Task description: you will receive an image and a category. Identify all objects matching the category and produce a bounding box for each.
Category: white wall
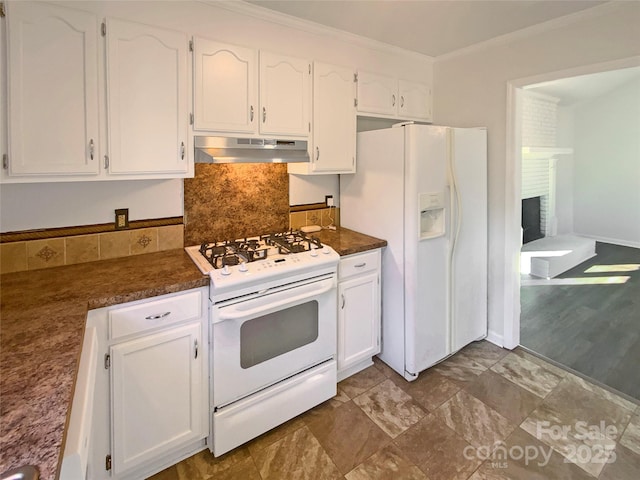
[433,2,640,343]
[0,0,432,231]
[572,78,640,247]
[555,106,575,234]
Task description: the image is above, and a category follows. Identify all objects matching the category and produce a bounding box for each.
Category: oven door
[211,273,337,407]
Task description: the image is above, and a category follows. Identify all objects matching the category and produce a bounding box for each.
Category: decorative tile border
[0,225,184,274]
[0,216,183,244]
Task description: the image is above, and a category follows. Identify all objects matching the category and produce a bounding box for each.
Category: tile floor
[148,341,640,480]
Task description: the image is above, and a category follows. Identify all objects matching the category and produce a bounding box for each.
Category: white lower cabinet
[86,288,209,480]
[337,249,381,381]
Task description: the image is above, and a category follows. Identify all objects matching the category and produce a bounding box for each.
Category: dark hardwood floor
[520,241,640,400]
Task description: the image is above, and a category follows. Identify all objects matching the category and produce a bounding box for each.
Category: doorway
[504,58,640,399]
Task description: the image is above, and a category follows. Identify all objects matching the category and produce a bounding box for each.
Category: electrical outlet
[115,208,129,230]
[325,195,334,207]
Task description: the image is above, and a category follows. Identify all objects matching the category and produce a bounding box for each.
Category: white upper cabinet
[193,43,310,139]
[5,1,101,176]
[193,38,257,133]
[398,79,432,120]
[259,51,311,137]
[357,70,432,122]
[289,62,356,175]
[356,72,397,117]
[105,18,189,175]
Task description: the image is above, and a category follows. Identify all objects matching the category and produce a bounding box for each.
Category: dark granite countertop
[313,227,387,256]
[0,250,208,480]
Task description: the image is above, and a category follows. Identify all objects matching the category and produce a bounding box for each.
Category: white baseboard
[486,330,505,348]
[578,234,640,249]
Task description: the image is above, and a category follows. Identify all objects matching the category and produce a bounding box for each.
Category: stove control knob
[310,249,319,257]
[239,262,248,272]
[322,246,331,254]
[221,265,231,276]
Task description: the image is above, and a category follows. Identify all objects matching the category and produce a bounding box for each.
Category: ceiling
[246,0,607,57]
[527,66,640,106]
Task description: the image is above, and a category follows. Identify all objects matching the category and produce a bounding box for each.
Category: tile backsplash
[0,225,184,274]
[184,163,289,245]
[290,207,340,230]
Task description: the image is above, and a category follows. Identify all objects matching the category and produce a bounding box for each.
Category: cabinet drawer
[109,290,202,340]
[339,250,380,279]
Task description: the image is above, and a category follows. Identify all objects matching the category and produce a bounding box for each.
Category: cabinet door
[106,19,189,175]
[356,71,397,116]
[259,52,310,137]
[6,2,100,176]
[399,79,432,121]
[110,322,204,475]
[193,38,257,133]
[311,63,356,173]
[338,272,380,371]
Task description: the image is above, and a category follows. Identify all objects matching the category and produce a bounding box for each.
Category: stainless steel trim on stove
[194,136,309,164]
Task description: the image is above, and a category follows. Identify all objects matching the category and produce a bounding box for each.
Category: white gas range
[185,231,339,456]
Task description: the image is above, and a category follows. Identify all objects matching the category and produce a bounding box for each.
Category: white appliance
[340,124,488,380]
[185,232,339,455]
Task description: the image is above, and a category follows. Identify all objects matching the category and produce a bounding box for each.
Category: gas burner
[197,230,324,269]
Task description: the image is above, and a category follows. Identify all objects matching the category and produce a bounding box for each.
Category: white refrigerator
[340,123,487,380]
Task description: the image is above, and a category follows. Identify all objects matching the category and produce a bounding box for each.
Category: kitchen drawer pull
[354,263,366,268]
[145,311,171,320]
[180,142,185,160]
[262,107,266,123]
[341,293,345,309]
[250,105,254,122]
[194,339,198,359]
[316,146,320,161]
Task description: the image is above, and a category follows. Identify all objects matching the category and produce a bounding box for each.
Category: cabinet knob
[250,105,254,122]
[89,139,95,160]
[341,294,345,309]
[194,339,199,359]
[316,146,320,161]
[180,142,185,160]
[262,107,266,123]
[400,96,405,108]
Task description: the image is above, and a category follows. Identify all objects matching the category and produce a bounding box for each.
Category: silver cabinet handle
[341,294,345,309]
[262,107,266,123]
[89,139,95,160]
[400,96,405,108]
[194,339,198,359]
[316,146,320,161]
[145,311,171,320]
[180,142,185,160]
[250,105,254,122]
[354,263,366,268]
[392,94,396,106]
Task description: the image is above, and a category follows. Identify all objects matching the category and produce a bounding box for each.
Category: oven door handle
[215,278,334,323]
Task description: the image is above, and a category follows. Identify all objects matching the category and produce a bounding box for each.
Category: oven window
[240,300,319,368]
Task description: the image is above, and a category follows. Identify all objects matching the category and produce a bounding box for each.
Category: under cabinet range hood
[194,136,309,164]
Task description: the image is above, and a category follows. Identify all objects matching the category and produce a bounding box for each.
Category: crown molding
[200,0,434,63]
[436,1,631,62]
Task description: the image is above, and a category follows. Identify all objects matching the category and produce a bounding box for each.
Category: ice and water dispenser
[419,192,446,239]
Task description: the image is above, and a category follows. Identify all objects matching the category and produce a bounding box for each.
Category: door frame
[502,56,640,350]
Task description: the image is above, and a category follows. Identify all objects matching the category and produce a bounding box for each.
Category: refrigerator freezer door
[449,128,488,351]
[404,125,449,376]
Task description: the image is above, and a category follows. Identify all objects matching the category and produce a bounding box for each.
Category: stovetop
[185,230,339,298]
